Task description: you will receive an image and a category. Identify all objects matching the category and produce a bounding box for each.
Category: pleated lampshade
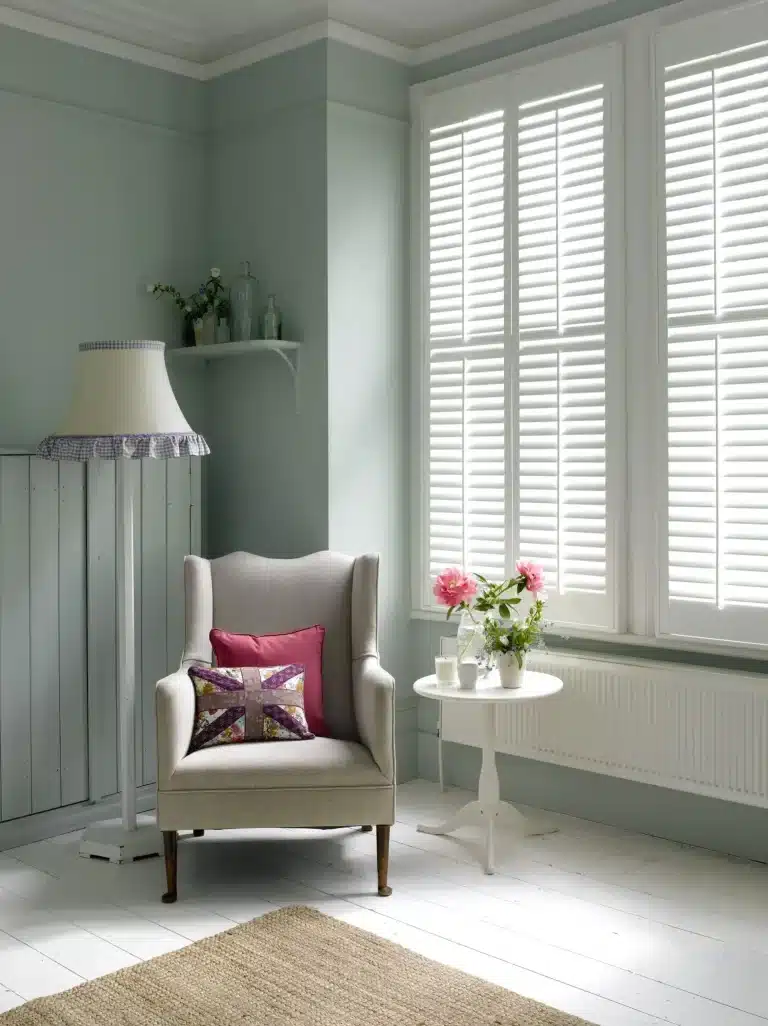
[37,341,209,460]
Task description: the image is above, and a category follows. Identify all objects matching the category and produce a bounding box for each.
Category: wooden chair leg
[376,824,392,897]
[161,831,178,904]
[360,825,373,833]
[192,829,204,838]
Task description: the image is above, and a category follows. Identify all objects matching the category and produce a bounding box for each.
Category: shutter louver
[516,87,609,606]
[427,111,507,586]
[664,48,768,631]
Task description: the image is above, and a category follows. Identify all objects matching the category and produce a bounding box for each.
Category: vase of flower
[433,561,548,687]
[497,650,527,689]
[193,311,215,346]
[148,267,231,346]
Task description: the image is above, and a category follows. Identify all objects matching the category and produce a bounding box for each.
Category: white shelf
[168,339,301,410]
[168,340,299,361]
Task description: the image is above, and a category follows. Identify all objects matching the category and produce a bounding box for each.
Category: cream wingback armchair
[155,550,395,903]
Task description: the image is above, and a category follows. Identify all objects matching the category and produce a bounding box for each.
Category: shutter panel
[663,45,768,642]
[514,85,614,626]
[427,111,507,587]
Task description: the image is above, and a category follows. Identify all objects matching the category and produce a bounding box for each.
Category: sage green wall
[326,98,413,777]
[0,24,208,447]
[205,45,330,559]
[204,41,415,776]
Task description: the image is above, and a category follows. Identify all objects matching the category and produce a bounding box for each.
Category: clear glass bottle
[262,294,282,340]
[231,261,257,341]
[456,609,485,664]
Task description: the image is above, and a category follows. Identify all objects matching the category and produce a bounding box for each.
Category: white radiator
[439,651,768,808]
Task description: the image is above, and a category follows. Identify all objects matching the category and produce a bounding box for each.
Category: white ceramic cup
[434,655,458,685]
[458,659,479,691]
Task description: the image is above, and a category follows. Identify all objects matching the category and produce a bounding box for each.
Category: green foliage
[149,272,231,323]
[443,568,548,667]
[483,599,546,663]
[472,576,523,617]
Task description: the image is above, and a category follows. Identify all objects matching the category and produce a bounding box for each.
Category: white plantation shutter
[419,48,621,628]
[513,68,620,629]
[661,35,768,644]
[426,110,508,588]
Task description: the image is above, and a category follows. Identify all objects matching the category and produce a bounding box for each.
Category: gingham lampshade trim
[78,341,166,352]
[36,433,210,461]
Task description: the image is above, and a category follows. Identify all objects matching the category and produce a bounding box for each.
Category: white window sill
[410,608,768,665]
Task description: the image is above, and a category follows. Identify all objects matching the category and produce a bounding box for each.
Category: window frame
[411,0,768,658]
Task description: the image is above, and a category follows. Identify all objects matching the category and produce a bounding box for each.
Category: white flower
[210,267,221,278]
[185,305,192,313]
[147,283,156,293]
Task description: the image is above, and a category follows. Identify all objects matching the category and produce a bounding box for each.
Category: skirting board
[417,732,768,863]
[0,785,157,852]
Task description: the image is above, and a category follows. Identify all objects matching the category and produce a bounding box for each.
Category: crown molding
[327,21,412,63]
[200,22,328,79]
[200,20,409,79]
[0,0,633,80]
[414,0,617,64]
[0,4,204,78]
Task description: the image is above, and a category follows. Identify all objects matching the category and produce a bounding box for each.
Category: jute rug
[2,906,592,1025]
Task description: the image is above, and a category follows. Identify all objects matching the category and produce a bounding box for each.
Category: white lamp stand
[78,459,161,862]
[37,341,209,864]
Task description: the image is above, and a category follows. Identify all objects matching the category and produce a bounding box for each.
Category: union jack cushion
[187,663,313,752]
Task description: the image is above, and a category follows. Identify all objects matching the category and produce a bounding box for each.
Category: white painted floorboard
[0,780,766,1025]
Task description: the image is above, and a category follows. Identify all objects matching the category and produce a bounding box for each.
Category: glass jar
[456,609,485,664]
[231,261,257,341]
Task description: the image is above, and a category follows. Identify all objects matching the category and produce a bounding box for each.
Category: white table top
[414,670,563,703]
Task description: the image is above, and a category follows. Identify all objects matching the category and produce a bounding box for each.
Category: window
[417,48,622,631]
[660,18,768,645]
[415,0,768,650]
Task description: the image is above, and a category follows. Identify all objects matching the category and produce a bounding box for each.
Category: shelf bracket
[266,344,300,412]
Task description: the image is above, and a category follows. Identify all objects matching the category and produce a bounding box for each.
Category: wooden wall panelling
[0,456,32,821]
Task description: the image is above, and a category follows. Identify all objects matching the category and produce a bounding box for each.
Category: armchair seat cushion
[167,737,390,792]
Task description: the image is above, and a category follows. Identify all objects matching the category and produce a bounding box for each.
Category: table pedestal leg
[417,703,557,873]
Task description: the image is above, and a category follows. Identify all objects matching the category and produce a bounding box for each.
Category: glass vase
[456,609,485,664]
[216,315,231,344]
[193,312,215,346]
[231,260,257,341]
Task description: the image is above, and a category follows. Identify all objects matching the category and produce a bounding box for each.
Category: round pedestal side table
[413,670,564,874]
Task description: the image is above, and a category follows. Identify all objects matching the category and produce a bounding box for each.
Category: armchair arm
[155,669,195,788]
[353,656,395,782]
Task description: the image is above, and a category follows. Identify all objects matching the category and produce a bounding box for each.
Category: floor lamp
[38,341,209,863]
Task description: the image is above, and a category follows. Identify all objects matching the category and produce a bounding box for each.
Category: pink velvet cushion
[210,625,329,737]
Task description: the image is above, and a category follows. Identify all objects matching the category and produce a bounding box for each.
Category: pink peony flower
[433,568,477,608]
[516,560,545,595]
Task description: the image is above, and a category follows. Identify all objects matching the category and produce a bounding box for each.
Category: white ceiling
[1,0,562,62]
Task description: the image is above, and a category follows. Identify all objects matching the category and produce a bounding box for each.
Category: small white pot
[458,659,479,691]
[497,651,526,689]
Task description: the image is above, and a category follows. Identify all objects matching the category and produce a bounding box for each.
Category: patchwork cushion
[187,664,313,752]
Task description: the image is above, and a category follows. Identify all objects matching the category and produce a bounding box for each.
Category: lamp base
[79,814,163,864]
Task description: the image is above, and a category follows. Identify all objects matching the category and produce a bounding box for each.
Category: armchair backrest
[182,550,380,740]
